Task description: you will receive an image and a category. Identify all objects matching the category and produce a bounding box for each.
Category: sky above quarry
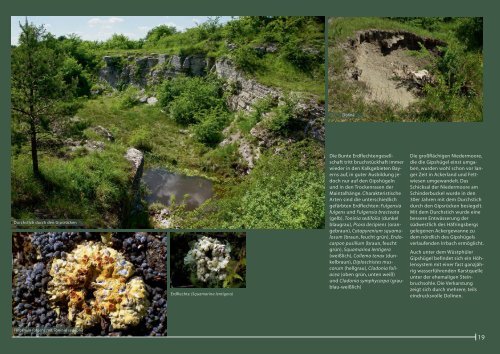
[11,16,233,45]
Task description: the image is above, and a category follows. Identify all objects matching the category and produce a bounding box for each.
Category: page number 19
[475,333,486,341]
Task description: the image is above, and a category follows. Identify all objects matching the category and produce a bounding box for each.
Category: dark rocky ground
[12,232,167,336]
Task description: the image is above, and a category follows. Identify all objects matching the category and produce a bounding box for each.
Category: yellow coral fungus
[47,241,149,330]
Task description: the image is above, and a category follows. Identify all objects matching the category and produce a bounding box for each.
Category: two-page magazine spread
[2,2,498,354]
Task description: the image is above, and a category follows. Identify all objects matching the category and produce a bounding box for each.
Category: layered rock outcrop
[99,54,208,88]
[349,29,446,55]
[215,58,324,142]
[214,58,281,111]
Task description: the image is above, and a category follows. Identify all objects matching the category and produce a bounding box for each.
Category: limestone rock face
[99,54,209,88]
[295,100,325,142]
[124,148,144,191]
[146,97,158,105]
[182,55,207,76]
[215,58,325,141]
[170,55,182,71]
[215,58,281,111]
[99,56,125,88]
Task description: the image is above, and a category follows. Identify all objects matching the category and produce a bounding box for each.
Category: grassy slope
[329,17,483,122]
[254,56,324,98]
[78,98,208,175]
[12,96,242,227]
[329,17,455,44]
[11,136,130,227]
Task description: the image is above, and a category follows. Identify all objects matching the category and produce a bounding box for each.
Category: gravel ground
[12,232,167,336]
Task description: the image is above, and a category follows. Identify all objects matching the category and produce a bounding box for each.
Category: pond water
[142,168,213,211]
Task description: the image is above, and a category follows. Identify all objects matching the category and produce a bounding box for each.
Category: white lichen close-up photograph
[183,236,232,283]
[171,232,246,288]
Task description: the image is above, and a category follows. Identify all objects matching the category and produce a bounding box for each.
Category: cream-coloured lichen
[184,236,231,283]
[47,241,149,330]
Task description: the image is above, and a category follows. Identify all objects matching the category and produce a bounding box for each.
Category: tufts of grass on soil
[329,17,483,122]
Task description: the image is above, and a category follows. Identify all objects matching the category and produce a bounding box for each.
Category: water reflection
[142,168,213,211]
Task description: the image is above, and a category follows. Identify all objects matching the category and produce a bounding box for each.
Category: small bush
[90,81,112,96]
[102,34,142,50]
[281,38,320,72]
[236,96,276,134]
[264,97,297,133]
[169,95,195,125]
[232,45,261,73]
[157,76,189,107]
[159,75,225,126]
[455,17,483,51]
[193,117,224,146]
[193,109,229,147]
[202,143,242,176]
[60,57,91,97]
[118,86,141,109]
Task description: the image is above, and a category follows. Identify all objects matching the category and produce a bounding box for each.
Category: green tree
[103,33,142,50]
[11,19,70,177]
[456,17,483,51]
[145,25,177,43]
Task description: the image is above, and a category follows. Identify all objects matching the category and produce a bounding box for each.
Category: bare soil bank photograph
[329,17,483,122]
[11,16,325,229]
[170,232,246,288]
[12,232,167,336]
